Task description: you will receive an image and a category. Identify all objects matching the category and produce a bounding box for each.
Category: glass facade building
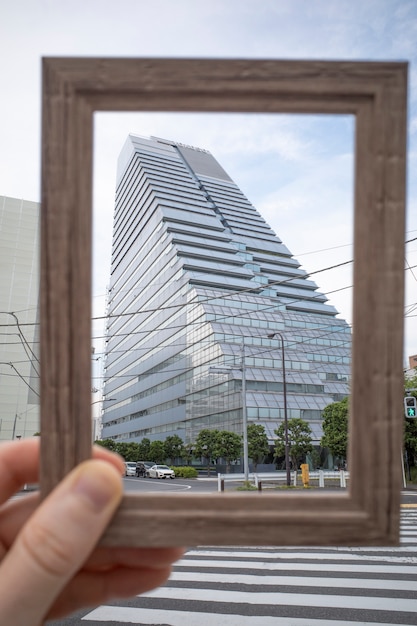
[0,195,40,440]
[101,135,351,450]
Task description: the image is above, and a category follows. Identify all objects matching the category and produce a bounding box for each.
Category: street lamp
[209,340,249,482]
[268,332,291,486]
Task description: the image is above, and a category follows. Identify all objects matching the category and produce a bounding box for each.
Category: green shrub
[236,481,257,491]
[172,466,198,478]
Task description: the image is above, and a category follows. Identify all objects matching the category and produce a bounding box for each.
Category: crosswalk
[83,508,417,625]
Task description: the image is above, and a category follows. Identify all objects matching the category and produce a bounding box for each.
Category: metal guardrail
[309,470,349,488]
[254,472,294,490]
[217,470,349,491]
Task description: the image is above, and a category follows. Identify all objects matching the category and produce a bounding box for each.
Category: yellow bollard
[301,463,309,488]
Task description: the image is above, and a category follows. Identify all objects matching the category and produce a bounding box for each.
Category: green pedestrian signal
[404,396,417,418]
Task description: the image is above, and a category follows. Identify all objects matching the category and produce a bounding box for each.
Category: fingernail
[73,465,117,512]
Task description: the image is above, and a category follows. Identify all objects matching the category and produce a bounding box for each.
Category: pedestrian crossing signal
[404,396,417,418]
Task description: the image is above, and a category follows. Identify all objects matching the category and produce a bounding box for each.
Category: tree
[149,440,166,463]
[215,430,242,473]
[194,429,220,475]
[95,438,117,452]
[274,418,313,469]
[181,442,194,466]
[164,435,184,465]
[114,442,140,461]
[137,437,151,460]
[321,397,349,462]
[247,423,270,471]
[404,418,417,470]
[128,442,140,460]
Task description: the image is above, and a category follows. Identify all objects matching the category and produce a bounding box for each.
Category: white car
[124,462,137,477]
[148,464,175,479]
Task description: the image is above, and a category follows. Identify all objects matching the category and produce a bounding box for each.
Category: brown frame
[40,58,407,547]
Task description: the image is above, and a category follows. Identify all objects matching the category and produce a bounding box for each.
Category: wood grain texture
[40,58,407,546]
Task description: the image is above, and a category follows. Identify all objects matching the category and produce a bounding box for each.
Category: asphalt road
[123,474,417,503]
[122,474,217,493]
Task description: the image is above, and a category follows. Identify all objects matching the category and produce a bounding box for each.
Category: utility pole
[12,413,19,439]
[268,332,291,486]
[240,341,249,483]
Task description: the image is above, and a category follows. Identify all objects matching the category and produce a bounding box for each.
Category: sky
[1,0,416,367]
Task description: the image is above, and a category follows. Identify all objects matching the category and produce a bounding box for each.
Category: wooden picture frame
[40,58,407,547]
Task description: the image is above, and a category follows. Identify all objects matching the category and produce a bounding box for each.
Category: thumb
[0,459,122,626]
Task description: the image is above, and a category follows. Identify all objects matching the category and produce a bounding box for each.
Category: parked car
[136,461,154,477]
[124,462,137,477]
[148,464,175,479]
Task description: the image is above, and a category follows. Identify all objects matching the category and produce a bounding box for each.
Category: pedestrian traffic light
[404,396,417,418]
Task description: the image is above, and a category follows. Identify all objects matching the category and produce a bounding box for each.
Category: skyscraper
[101,135,350,460]
[0,195,40,440]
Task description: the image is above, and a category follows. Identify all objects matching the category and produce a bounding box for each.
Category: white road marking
[137,586,417,612]
[83,606,411,625]
[178,558,417,573]
[170,570,417,591]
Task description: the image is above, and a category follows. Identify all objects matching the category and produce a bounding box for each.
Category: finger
[0,459,123,625]
[0,497,185,568]
[0,446,124,552]
[48,564,175,619]
[84,546,186,570]
[0,493,39,555]
[0,502,185,619]
[0,439,124,504]
[92,445,125,475]
[0,439,40,502]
